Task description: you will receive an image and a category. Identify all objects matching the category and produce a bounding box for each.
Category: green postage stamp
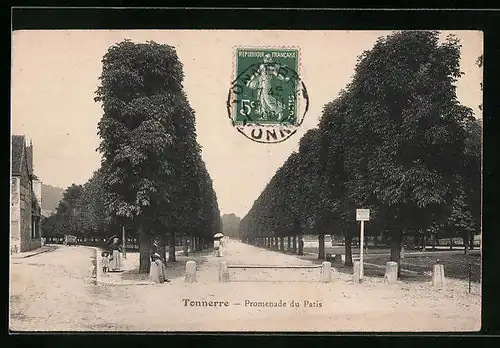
[227,47,309,143]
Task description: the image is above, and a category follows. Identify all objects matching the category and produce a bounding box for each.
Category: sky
[11,30,483,218]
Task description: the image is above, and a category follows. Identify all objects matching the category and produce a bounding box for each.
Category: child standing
[101,251,110,273]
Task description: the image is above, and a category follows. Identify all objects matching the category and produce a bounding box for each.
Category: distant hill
[41,184,64,216]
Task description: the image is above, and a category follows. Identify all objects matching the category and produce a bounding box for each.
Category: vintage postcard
[10,29,482,332]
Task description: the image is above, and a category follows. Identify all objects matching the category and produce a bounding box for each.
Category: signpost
[356,209,370,280]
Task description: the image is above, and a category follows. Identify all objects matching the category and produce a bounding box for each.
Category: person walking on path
[150,240,170,283]
[108,237,123,271]
[213,238,221,257]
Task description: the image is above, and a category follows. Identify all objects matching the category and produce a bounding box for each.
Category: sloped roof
[27,145,33,175]
[11,135,25,175]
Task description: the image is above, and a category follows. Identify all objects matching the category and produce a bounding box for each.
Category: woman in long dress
[150,240,170,283]
[108,237,122,271]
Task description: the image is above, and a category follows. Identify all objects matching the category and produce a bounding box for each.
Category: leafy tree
[95,40,214,272]
[339,31,475,275]
[241,31,480,278]
[447,119,481,253]
[319,93,360,266]
[74,168,115,239]
[41,184,83,238]
[477,54,483,111]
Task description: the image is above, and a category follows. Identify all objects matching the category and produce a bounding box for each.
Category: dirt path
[9,240,481,332]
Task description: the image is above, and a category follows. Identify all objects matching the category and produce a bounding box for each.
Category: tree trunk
[463,233,469,255]
[287,236,291,252]
[279,237,284,251]
[390,232,403,279]
[292,236,297,253]
[168,232,176,262]
[183,235,188,256]
[298,235,304,255]
[449,237,453,251]
[159,233,167,262]
[138,223,150,274]
[344,234,353,267]
[469,233,474,250]
[318,234,325,260]
[122,225,127,259]
[421,234,426,252]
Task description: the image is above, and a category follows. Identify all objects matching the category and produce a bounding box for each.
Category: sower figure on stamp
[108,237,123,271]
[150,240,170,283]
[246,53,290,121]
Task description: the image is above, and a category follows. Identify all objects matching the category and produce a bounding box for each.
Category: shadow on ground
[119,249,213,282]
[295,250,481,283]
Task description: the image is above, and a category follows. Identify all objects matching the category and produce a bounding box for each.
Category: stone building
[11,135,42,253]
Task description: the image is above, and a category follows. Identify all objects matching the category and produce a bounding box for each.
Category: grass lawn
[358,252,481,282]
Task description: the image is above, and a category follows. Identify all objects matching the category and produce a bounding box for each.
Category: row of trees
[43,40,221,273]
[221,213,241,238]
[239,31,481,276]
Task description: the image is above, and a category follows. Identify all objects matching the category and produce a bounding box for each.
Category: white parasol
[213,233,224,239]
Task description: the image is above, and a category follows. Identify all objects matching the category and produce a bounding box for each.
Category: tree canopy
[239,30,481,271]
[43,40,221,273]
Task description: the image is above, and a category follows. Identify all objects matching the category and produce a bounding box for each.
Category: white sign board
[356,209,370,221]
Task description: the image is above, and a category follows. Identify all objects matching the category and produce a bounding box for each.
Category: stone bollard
[185,260,197,283]
[432,263,445,289]
[218,260,229,282]
[322,261,332,283]
[353,261,361,284]
[385,261,398,284]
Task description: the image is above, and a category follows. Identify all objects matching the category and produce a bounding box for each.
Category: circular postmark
[226,49,309,144]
